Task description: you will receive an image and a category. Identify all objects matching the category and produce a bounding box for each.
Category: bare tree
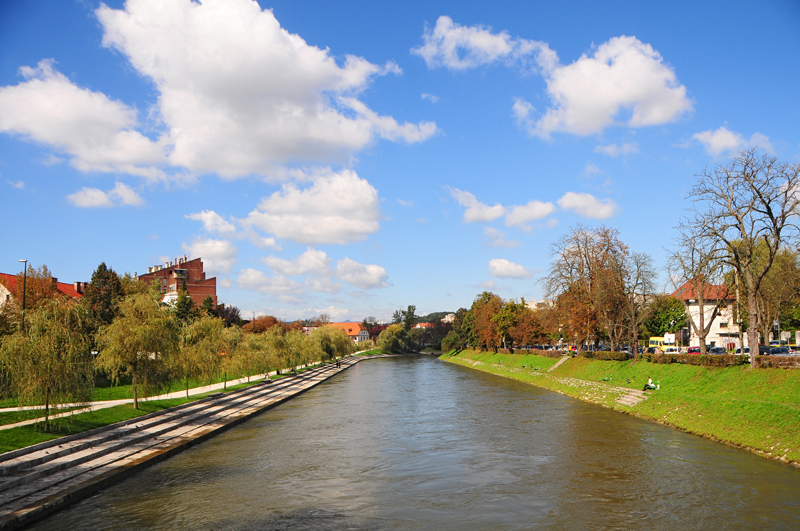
[668,223,729,355]
[623,252,656,352]
[687,149,800,366]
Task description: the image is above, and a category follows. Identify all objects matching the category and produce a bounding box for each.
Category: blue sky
[2,0,799,322]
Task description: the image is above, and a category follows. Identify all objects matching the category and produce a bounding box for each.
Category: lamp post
[18,259,27,333]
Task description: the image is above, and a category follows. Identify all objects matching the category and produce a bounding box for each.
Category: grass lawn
[0,380,266,455]
[443,350,800,465]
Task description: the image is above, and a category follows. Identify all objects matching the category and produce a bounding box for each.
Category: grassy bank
[0,380,265,454]
[442,350,800,466]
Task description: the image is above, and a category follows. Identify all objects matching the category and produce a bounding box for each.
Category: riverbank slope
[442,350,800,466]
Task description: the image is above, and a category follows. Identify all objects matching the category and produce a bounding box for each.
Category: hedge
[640,353,750,367]
[755,356,800,369]
[581,350,630,361]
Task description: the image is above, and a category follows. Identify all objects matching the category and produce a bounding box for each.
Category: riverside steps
[0,355,377,531]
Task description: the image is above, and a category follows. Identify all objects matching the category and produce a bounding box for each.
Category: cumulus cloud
[483,227,518,248]
[505,200,556,229]
[237,268,303,303]
[244,169,380,244]
[263,248,331,276]
[448,187,505,222]
[67,182,144,208]
[557,192,618,219]
[411,16,556,72]
[182,237,238,274]
[533,36,691,137]
[91,0,436,177]
[0,60,166,178]
[336,257,388,289]
[594,142,639,157]
[489,258,531,278]
[185,210,236,234]
[692,126,774,157]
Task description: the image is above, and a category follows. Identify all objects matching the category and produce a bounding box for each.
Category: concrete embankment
[442,350,800,467]
[0,355,384,531]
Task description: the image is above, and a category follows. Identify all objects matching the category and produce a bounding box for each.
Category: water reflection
[29,357,800,530]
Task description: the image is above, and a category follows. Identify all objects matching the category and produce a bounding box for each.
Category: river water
[30,356,800,530]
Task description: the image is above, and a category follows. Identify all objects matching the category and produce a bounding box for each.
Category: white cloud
[533,36,691,137]
[505,200,556,228]
[305,276,342,294]
[92,0,435,177]
[8,180,24,189]
[489,258,531,278]
[263,248,331,276]
[67,182,144,208]
[244,169,380,244]
[421,93,439,103]
[182,238,238,274]
[336,257,388,289]
[0,60,166,179]
[397,199,414,207]
[557,192,618,219]
[237,268,303,302]
[411,16,556,72]
[476,280,507,291]
[692,126,774,157]
[594,142,639,157]
[448,187,505,222]
[483,227,518,248]
[582,163,604,178]
[185,210,236,234]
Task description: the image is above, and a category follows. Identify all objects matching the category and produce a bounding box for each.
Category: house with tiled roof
[0,272,86,308]
[328,322,370,343]
[671,280,742,349]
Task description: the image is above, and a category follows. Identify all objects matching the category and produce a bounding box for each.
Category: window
[720,322,728,328]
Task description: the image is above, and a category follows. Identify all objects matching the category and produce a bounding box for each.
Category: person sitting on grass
[643,376,659,391]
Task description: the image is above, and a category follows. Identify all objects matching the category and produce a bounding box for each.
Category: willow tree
[97,288,179,408]
[176,316,225,397]
[0,299,93,431]
[686,150,800,366]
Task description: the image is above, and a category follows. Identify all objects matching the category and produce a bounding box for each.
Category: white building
[671,281,743,349]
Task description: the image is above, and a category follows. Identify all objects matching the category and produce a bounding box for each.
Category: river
[29,356,800,530]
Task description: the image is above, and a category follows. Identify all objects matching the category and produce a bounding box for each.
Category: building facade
[0,272,85,307]
[135,256,217,307]
[329,322,370,343]
[671,281,743,349]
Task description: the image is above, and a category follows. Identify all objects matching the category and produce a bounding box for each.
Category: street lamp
[18,259,27,333]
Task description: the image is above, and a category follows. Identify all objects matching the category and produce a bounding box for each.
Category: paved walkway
[0,356,361,431]
[0,355,384,531]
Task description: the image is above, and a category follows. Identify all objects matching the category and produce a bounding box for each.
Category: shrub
[581,350,629,361]
[640,353,750,367]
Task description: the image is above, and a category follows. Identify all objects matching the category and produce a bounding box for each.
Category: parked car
[708,347,727,355]
[770,346,790,356]
[735,347,750,354]
[664,346,683,354]
[687,346,701,354]
[758,345,772,355]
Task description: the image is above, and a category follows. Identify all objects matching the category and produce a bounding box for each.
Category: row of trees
[0,263,355,430]
[443,151,800,363]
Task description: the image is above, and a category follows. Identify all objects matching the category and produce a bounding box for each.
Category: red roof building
[0,272,85,307]
[135,255,217,307]
[328,322,370,343]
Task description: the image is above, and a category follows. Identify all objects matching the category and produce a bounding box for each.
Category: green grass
[443,350,800,465]
[356,348,383,356]
[0,379,267,454]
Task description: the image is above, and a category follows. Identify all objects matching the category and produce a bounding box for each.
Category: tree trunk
[44,392,50,433]
[133,374,139,410]
[186,376,190,399]
[748,290,760,368]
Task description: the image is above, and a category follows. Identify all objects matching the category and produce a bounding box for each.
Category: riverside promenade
[0,355,382,530]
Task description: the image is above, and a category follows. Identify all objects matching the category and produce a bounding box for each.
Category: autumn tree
[0,298,94,431]
[471,292,503,351]
[96,287,179,408]
[216,303,242,327]
[686,149,800,366]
